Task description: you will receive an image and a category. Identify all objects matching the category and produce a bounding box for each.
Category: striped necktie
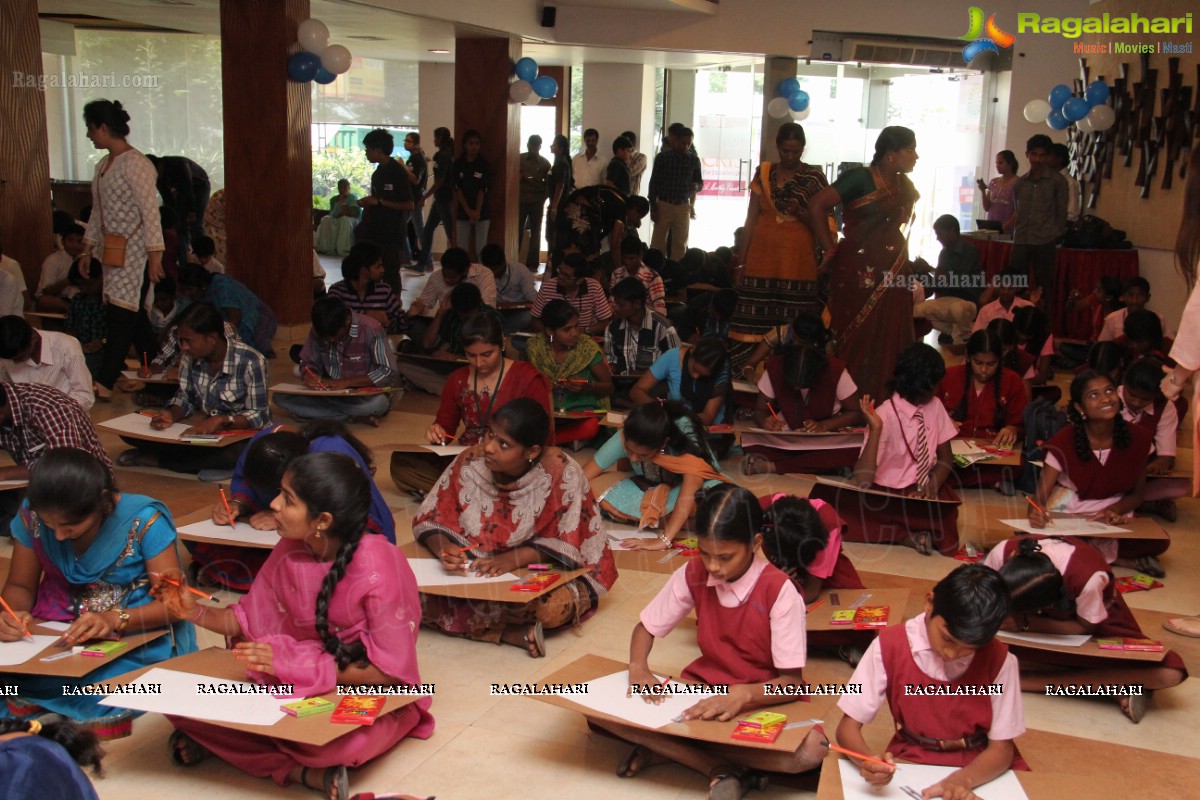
[914,408,930,489]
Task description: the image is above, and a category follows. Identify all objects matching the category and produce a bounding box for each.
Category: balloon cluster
[767,77,812,121]
[1023,80,1114,133]
[287,19,353,84]
[509,57,558,105]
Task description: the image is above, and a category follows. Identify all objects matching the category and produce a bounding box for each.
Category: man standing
[1011,134,1067,308]
[1050,143,1081,223]
[912,215,983,345]
[621,130,647,195]
[420,127,456,272]
[147,154,210,271]
[518,135,552,270]
[648,125,703,260]
[572,128,606,189]
[358,128,415,292]
[403,132,429,268]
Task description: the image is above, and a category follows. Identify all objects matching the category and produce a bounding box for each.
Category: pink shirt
[756,369,858,421]
[640,555,808,669]
[870,395,957,489]
[1119,386,1178,457]
[837,613,1025,741]
[984,539,1109,624]
[1098,307,1174,342]
[972,296,1034,333]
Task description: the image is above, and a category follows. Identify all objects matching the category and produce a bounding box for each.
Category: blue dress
[4,495,197,721]
[0,736,99,800]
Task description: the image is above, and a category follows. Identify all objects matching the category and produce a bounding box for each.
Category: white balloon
[298,19,329,54]
[791,107,812,121]
[1087,104,1116,131]
[320,44,353,75]
[522,93,542,106]
[766,97,791,119]
[1023,99,1051,124]
[1076,115,1095,133]
[509,80,534,103]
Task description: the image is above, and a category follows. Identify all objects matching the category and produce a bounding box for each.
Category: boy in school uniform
[971,269,1033,333]
[836,564,1027,799]
[1098,276,1174,342]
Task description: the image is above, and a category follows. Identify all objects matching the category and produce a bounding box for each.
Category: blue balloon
[532,75,558,99]
[777,77,800,98]
[1048,84,1072,111]
[514,57,539,82]
[1046,110,1070,130]
[1062,97,1090,122]
[788,90,810,112]
[287,51,321,83]
[313,67,337,85]
[1085,80,1110,107]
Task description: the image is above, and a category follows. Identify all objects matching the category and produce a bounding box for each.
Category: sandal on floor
[616,744,668,778]
[525,621,545,658]
[903,531,933,556]
[741,454,775,476]
[1164,617,1200,638]
[1119,691,1151,724]
[302,765,349,800]
[707,773,751,800]
[168,730,208,767]
[1133,555,1166,579]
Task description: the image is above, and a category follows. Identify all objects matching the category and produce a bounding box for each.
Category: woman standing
[977,150,1019,228]
[453,129,491,260]
[730,123,831,367]
[527,299,613,446]
[545,134,574,258]
[808,126,920,400]
[78,99,164,401]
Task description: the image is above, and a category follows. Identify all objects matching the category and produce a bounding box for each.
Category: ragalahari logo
[960,6,1015,63]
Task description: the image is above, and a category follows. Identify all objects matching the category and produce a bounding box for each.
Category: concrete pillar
[580,63,656,161]
[760,56,798,163]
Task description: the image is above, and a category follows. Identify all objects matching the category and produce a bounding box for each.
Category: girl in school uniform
[836,565,1027,799]
[153,453,433,800]
[987,535,1187,723]
[741,314,863,476]
[1121,358,1189,525]
[1027,369,1168,579]
[584,400,731,550]
[986,317,1035,384]
[809,342,961,557]
[597,485,827,800]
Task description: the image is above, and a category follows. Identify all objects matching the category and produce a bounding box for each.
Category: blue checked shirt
[299,312,396,387]
[170,337,270,428]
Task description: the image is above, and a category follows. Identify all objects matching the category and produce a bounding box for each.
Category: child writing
[938,329,1026,448]
[600,484,827,799]
[1027,369,1168,578]
[986,534,1186,724]
[835,564,1027,799]
[809,342,960,556]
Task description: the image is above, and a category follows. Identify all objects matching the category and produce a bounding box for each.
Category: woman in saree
[583,400,732,550]
[730,122,832,369]
[0,448,196,738]
[527,299,614,446]
[154,452,434,800]
[808,126,921,400]
[413,399,617,658]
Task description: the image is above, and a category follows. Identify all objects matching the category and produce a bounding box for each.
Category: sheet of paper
[568,670,700,729]
[121,369,171,382]
[997,518,1130,536]
[178,518,282,547]
[98,667,287,725]
[36,621,71,632]
[419,445,469,456]
[997,630,1092,648]
[951,439,988,456]
[606,529,663,551]
[0,635,62,666]
[100,412,193,440]
[732,379,758,394]
[837,760,1027,800]
[406,557,518,587]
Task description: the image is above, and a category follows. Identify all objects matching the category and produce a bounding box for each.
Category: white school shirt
[0,330,95,410]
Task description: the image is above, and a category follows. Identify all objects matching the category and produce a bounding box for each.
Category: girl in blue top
[0,448,196,735]
[632,338,732,425]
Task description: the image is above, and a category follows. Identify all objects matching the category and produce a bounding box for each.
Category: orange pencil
[821,741,894,769]
[161,577,218,603]
[440,433,458,446]
[1025,496,1054,526]
[0,595,33,642]
[453,546,474,553]
[303,366,328,390]
[219,486,235,527]
[767,403,780,420]
[806,598,825,614]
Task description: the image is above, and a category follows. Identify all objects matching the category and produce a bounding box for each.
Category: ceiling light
[428,49,450,54]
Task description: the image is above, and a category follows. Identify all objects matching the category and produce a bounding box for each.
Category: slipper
[168,730,208,767]
[903,531,933,556]
[525,621,545,658]
[616,745,666,778]
[303,765,349,800]
[92,382,112,402]
[838,645,864,667]
[1164,617,1200,638]
[1133,555,1166,579]
[707,773,749,800]
[121,379,146,392]
[1119,691,1151,724]
[741,454,775,476]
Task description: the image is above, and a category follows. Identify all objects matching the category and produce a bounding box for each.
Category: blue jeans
[274,392,391,421]
[421,198,455,268]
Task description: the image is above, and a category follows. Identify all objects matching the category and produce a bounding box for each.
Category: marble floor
[2,342,1198,800]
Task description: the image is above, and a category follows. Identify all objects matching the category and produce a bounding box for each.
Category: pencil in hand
[821,741,895,770]
[0,596,33,642]
[1025,496,1053,526]
[161,577,219,603]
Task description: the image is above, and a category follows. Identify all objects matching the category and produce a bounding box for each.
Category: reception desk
[964,234,1139,338]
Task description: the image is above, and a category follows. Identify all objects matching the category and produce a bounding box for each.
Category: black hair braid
[1113,412,1132,450]
[992,366,1005,430]
[0,715,105,774]
[1067,405,1093,462]
[951,365,971,423]
[314,538,369,670]
[1009,538,1076,615]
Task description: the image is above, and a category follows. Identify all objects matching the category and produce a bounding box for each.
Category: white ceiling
[38,0,749,67]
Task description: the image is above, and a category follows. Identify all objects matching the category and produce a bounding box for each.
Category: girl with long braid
[0,714,105,800]
[152,453,433,800]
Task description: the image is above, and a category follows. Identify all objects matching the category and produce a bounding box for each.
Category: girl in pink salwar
[153,452,433,800]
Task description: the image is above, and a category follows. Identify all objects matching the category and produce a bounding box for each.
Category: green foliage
[311,148,372,201]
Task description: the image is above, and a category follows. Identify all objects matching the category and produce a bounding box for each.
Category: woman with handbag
[78,99,164,401]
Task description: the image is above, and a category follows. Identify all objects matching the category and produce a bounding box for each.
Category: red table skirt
[964,236,1139,339]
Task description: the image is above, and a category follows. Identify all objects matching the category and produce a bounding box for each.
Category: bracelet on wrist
[658,532,672,548]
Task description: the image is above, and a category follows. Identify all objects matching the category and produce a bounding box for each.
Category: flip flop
[616,745,665,778]
[1133,555,1166,579]
[525,621,545,658]
[1164,617,1200,638]
[707,773,752,800]
[1119,691,1151,724]
[168,730,208,767]
[903,531,933,556]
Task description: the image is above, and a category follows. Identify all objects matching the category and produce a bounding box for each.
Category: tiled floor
[3,343,1198,799]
